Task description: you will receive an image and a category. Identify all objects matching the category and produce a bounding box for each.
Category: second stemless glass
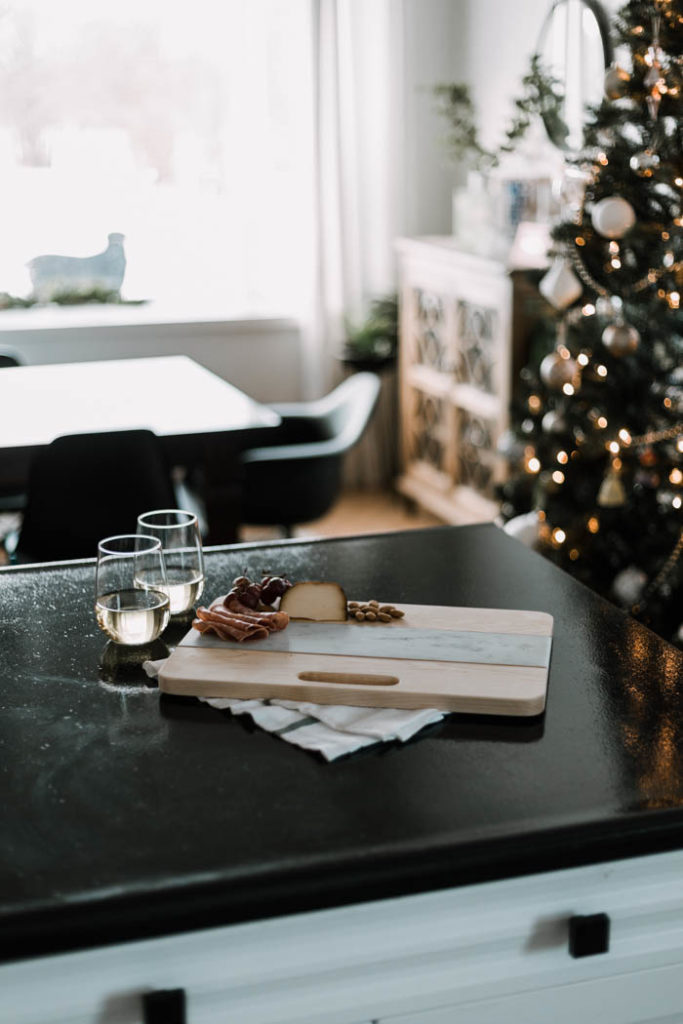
[136,509,205,616]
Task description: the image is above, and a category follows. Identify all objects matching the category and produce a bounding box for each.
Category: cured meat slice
[193,606,268,642]
[219,593,289,631]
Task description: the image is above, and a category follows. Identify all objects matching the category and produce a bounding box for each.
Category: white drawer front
[3,848,683,1024]
[380,959,683,1024]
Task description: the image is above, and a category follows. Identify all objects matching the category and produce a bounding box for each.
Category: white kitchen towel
[143,659,445,761]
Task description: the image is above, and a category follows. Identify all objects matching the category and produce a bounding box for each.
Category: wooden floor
[0,490,444,565]
[240,488,444,543]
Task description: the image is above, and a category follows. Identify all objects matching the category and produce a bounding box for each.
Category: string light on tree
[629,149,661,176]
[498,0,683,647]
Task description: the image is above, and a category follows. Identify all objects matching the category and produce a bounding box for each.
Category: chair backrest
[240,373,381,529]
[319,372,382,452]
[15,429,176,562]
[0,347,22,368]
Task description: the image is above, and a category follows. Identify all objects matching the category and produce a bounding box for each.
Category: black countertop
[1,524,682,963]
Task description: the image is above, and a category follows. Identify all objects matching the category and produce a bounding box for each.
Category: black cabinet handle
[143,988,186,1024]
[568,913,610,958]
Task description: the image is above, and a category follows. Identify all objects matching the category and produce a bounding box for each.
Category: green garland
[432,55,568,172]
[0,289,146,310]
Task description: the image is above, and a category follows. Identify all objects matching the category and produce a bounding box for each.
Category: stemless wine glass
[136,509,205,616]
[95,535,170,645]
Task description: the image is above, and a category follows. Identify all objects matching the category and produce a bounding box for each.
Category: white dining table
[0,355,280,542]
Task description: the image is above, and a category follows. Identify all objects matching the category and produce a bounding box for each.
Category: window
[0,0,313,317]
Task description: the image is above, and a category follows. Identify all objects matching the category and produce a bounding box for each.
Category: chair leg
[283,525,294,539]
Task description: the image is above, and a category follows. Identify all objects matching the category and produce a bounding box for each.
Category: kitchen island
[1,524,683,1024]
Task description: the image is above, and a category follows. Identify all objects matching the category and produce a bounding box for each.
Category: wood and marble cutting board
[158,604,554,716]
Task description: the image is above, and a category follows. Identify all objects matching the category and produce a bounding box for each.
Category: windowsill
[0,301,298,334]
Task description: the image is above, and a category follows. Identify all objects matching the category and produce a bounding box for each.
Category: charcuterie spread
[193,574,407,641]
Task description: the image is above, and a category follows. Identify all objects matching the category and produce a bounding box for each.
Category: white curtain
[302,0,405,399]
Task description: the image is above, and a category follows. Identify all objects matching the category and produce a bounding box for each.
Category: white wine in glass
[96,535,170,645]
[136,509,205,615]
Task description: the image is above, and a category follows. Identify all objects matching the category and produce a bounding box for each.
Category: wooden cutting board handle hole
[297,671,399,687]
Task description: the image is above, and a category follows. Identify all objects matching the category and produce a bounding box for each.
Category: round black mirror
[535,0,613,151]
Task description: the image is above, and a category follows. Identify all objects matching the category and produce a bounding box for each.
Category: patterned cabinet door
[402,383,457,492]
[455,408,500,500]
[454,299,498,395]
[452,289,511,500]
[397,238,513,524]
[412,288,449,373]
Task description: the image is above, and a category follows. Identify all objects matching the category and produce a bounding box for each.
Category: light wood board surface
[159,604,554,716]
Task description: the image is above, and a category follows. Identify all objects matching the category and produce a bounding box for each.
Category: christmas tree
[500,0,683,646]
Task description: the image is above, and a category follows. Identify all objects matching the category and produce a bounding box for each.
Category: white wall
[0,316,302,403]
[401,0,469,238]
[463,0,549,152]
[462,0,621,153]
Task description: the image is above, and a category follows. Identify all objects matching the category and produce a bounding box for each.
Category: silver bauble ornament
[591,196,637,239]
[629,149,660,177]
[612,566,647,606]
[602,321,641,356]
[604,63,631,100]
[503,511,540,548]
[541,409,568,434]
[540,352,580,391]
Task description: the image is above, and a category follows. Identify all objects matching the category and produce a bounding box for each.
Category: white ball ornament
[591,196,636,239]
[503,511,540,549]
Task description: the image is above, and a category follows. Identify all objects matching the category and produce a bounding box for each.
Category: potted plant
[342,294,398,371]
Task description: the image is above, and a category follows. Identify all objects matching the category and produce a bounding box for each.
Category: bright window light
[0,0,313,316]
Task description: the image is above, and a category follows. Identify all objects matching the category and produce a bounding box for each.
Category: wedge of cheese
[279,581,348,621]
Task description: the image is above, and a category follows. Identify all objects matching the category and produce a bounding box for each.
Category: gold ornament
[604,63,631,99]
[540,351,580,391]
[597,465,627,507]
[602,321,641,356]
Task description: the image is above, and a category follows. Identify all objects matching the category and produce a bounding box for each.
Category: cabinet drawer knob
[568,913,610,958]
[143,988,186,1024]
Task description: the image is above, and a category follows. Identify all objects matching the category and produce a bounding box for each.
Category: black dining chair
[0,350,25,512]
[239,371,381,536]
[11,429,178,563]
[0,347,22,368]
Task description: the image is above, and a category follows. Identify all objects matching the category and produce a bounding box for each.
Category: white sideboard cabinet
[395,237,538,525]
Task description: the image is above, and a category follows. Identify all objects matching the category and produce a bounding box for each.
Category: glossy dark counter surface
[1,524,682,963]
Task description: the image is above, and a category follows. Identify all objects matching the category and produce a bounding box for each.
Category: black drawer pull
[568,912,610,958]
[143,988,186,1024]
